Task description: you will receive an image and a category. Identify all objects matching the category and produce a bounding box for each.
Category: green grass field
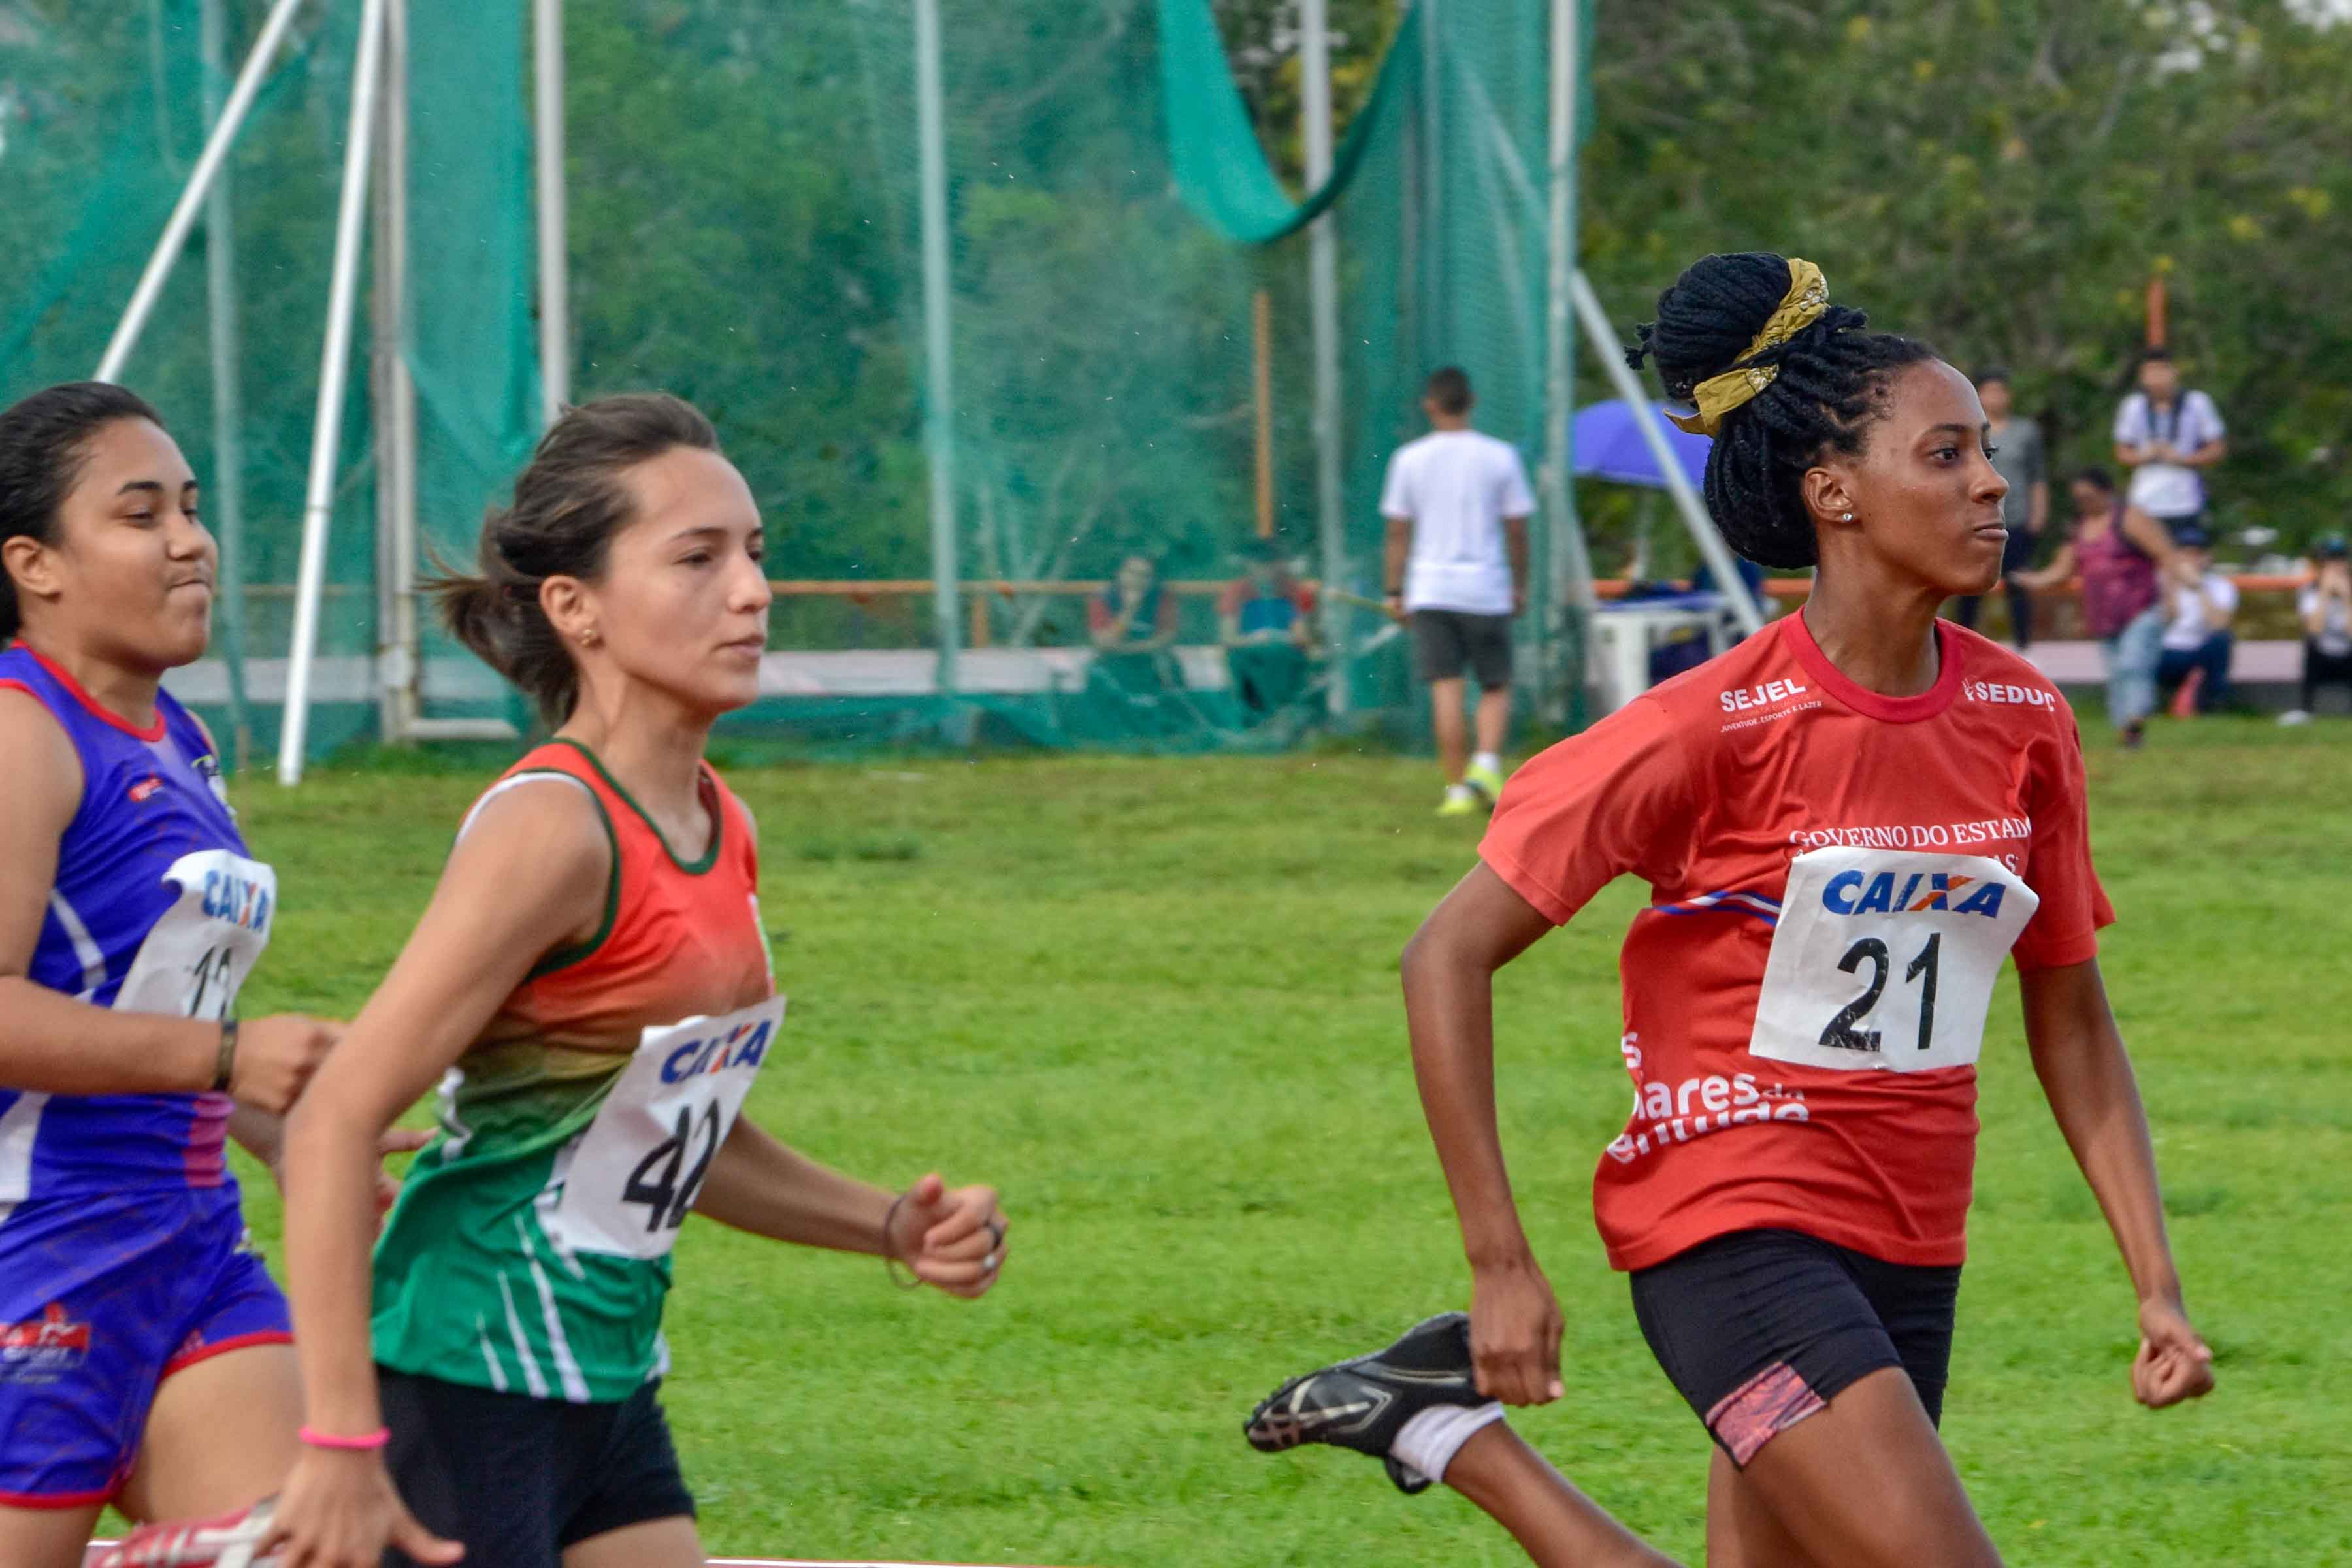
[215,718,2352,1566]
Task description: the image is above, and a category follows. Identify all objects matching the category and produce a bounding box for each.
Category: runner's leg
[0,1501,106,1568]
[1730,1367,1999,1568]
[1705,1447,1822,1568]
[114,1343,301,1524]
[1440,1423,1678,1568]
[562,1516,702,1568]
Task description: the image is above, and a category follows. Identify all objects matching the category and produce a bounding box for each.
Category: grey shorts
[1410,608,1513,687]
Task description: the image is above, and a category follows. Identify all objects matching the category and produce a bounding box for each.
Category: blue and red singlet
[0,640,291,1509]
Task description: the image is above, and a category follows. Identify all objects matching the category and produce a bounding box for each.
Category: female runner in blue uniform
[0,382,409,1568]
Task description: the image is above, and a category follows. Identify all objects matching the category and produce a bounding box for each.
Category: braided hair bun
[1627,252,1938,570]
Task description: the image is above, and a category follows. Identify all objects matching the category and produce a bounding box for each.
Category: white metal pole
[1543,0,1597,627]
[1570,269,1765,634]
[1300,0,1347,716]
[914,0,960,695]
[1419,0,1443,362]
[97,0,310,384]
[278,0,390,785]
[199,0,254,770]
[532,0,570,425]
[374,0,420,743]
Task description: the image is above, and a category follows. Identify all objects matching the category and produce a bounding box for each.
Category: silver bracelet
[881,1189,922,1290]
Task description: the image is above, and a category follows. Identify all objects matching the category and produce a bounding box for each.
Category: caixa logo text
[1821,869,2008,918]
[661,1020,774,1083]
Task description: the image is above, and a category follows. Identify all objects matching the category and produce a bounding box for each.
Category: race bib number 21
[1747,849,2036,1074]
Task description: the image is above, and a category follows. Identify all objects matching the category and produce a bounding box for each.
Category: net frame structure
[10,0,1759,776]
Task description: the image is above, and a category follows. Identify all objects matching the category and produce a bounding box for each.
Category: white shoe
[91,1498,280,1567]
[2278,709,2313,726]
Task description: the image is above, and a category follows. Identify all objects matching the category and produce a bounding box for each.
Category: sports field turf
[212,717,2350,1566]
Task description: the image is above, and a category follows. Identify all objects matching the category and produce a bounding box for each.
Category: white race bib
[110,849,276,1021]
[1747,849,2036,1073]
[544,996,786,1260]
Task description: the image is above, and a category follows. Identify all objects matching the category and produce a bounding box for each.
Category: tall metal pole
[1543,0,1598,722]
[1418,0,1444,365]
[99,0,310,384]
[278,0,389,784]
[198,0,254,771]
[915,0,961,696]
[1571,270,1763,634]
[374,0,420,744]
[534,0,570,425]
[1300,0,1348,715]
[1252,289,1275,539]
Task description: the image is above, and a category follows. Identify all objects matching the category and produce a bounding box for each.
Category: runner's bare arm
[268,783,604,1567]
[1403,862,1561,1407]
[0,687,222,1094]
[694,1118,1006,1297]
[280,783,609,1435]
[2017,957,2213,1409]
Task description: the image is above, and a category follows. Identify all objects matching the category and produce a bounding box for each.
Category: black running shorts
[1627,1228,1961,1469]
[380,1367,696,1567]
[1409,608,1513,687]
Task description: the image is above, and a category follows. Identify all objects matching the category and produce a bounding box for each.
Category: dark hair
[1424,367,1474,416]
[2140,346,2173,366]
[432,393,721,726]
[1974,366,2012,390]
[2073,466,2116,494]
[0,381,168,640]
[1626,252,1940,570]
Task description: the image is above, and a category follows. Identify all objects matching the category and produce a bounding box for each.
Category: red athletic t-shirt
[1480,612,2112,1271]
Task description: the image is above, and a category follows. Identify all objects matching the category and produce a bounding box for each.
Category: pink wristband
[299,1424,391,1452]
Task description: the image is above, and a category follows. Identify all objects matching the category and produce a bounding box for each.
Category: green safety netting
[1,0,1582,764]
[1155,0,1413,246]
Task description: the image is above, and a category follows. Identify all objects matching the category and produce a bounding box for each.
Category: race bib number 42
[1747,848,2037,1074]
[546,996,787,1261]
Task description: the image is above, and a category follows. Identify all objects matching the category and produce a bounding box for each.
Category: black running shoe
[1243,1311,1482,1495]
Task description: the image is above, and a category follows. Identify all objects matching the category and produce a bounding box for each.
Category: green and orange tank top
[371,738,779,1402]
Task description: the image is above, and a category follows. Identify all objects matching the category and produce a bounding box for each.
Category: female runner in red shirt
[1246,253,2212,1567]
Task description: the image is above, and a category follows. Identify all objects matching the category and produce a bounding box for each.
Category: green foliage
[566,3,929,579]
[1580,0,2352,552]
[197,727,2352,1564]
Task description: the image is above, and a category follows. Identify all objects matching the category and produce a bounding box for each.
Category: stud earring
[580,629,600,647]
[1840,512,1854,523]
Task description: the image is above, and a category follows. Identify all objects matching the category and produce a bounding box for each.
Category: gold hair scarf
[1667,259,1829,438]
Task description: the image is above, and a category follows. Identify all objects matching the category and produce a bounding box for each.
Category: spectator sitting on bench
[1218,538,1318,721]
[1086,552,1183,706]
[2155,525,2236,715]
[2282,536,2352,725]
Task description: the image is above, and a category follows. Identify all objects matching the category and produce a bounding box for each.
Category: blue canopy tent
[1571,399,1710,490]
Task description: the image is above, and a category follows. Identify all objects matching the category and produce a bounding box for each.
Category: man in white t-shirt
[2113,349,2226,539]
[2154,524,2237,714]
[1379,368,1533,817]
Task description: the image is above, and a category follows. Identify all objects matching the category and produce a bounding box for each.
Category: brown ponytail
[431,393,720,725]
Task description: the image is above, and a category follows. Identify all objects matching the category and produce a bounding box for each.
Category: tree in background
[1576,0,2352,565]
